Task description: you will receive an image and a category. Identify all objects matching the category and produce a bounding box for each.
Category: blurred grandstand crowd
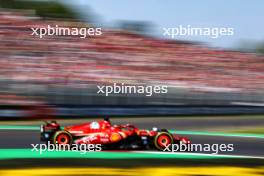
[0,10,264,105]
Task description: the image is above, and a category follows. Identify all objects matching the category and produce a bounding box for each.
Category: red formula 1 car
[40,117,190,150]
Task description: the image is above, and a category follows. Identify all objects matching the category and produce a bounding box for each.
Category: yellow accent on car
[110,132,121,142]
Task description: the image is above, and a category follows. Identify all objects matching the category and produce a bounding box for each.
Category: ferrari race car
[40,118,191,150]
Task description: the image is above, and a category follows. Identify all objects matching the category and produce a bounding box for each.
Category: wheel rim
[157,134,171,147]
[57,134,69,144]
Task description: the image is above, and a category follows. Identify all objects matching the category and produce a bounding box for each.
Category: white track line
[134,151,264,159]
[231,102,264,106]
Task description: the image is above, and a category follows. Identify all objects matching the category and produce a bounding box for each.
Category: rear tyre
[53,130,72,145]
[154,132,173,150]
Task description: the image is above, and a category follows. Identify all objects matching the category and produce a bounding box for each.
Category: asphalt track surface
[0,117,264,157]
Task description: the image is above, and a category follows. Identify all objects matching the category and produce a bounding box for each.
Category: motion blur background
[0,1,264,176]
[0,0,264,118]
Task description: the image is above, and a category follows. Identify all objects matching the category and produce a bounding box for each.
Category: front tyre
[53,130,72,145]
[154,132,173,150]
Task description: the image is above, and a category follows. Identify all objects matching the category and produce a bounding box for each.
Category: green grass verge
[226,127,264,135]
[0,149,254,160]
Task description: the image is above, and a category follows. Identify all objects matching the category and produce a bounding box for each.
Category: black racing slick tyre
[52,130,73,145]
